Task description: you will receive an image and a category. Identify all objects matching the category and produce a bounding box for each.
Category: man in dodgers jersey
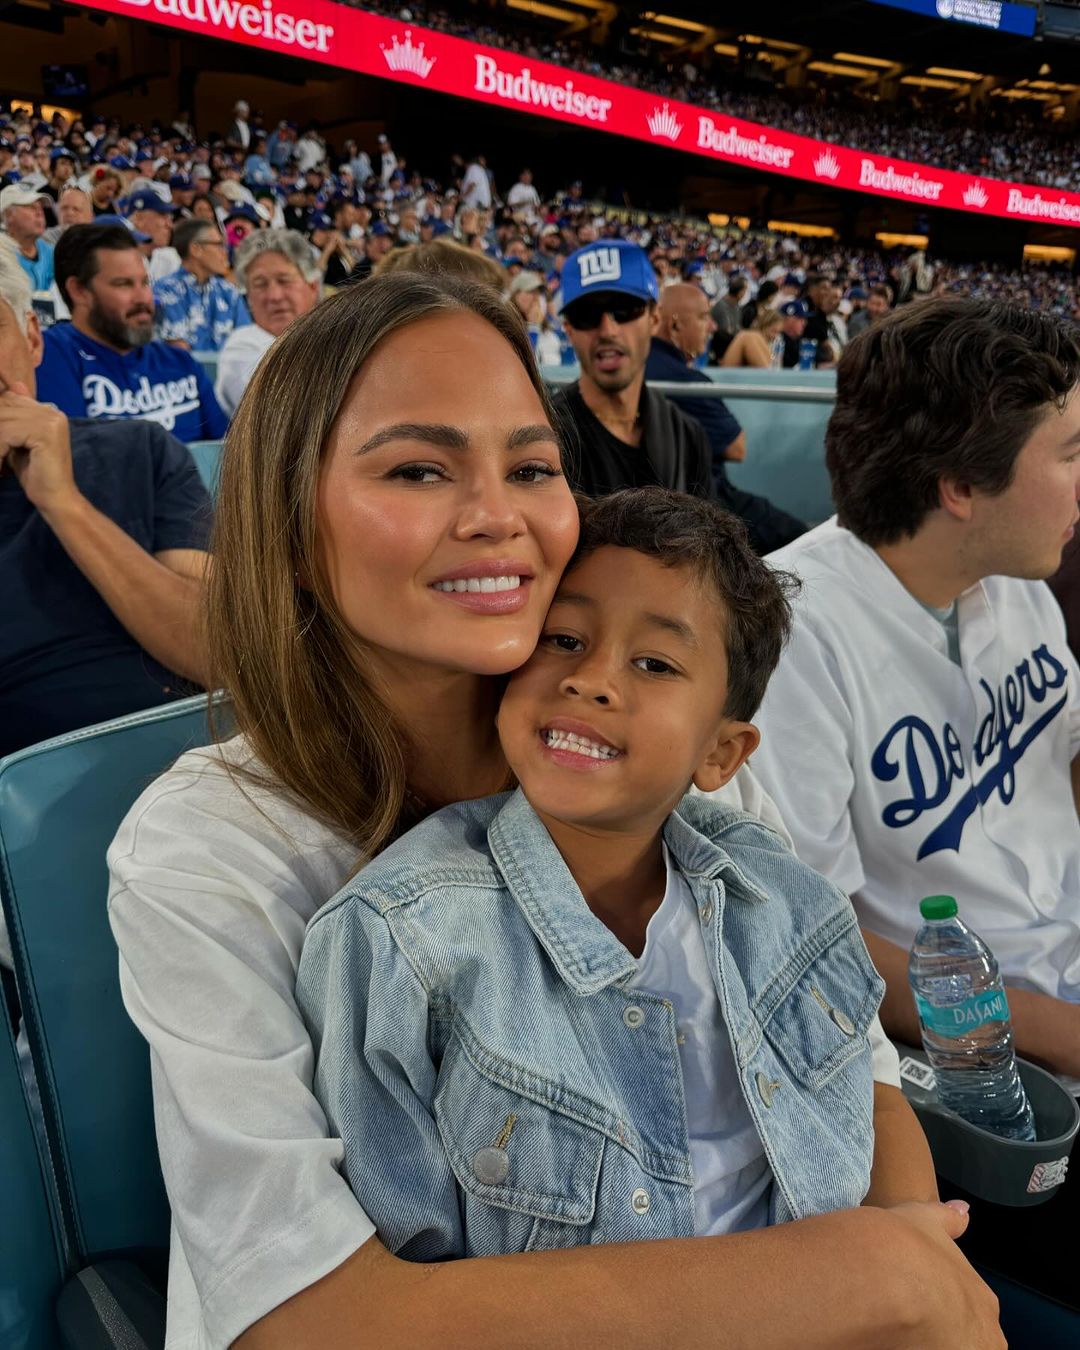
[37,221,227,445]
[752,297,1080,1302]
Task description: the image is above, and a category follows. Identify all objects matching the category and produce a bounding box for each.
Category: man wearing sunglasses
[154,218,250,354]
[552,240,713,501]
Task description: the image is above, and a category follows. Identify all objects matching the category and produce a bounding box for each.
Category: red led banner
[64,0,1080,229]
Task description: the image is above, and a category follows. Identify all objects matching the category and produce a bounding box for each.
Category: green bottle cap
[920,895,958,920]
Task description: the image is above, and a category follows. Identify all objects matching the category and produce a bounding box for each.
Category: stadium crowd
[364,0,1080,191]
[5,18,1080,1344]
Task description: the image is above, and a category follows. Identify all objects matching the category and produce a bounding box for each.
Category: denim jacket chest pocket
[747,909,883,1215]
[433,1023,606,1257]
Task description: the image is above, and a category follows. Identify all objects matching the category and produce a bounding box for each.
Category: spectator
[647,283,805,554]
[226,100,252,153]
[848,284,892,340]
[709,274,746,361]
[43,146,77,202]
[39,222,227,444]
[266,119,296,172]
[294,124,326,176]
[311,211,360,289]
[460,152,492,209]
[2,183,54,291]
[738,278,778,330]
[753,298,1080,1309]
[88,166,123,216]
[506,166,541,220]
[777,299,816,368]
[0,236,211,757]
[722,308,783,368]
[340,137,371,186]
[43,185,93,245]
[243,133,275,188]
[214,228,320,417]
[374,237,505,291]
[552,240,712,499]
[802,274,833,348]
[508,269,561,365]
[123,188,181,282]
[377,131,397,185]
[154,217,250,353]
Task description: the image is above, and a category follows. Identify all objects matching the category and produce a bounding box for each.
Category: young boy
[296,488,909,1259]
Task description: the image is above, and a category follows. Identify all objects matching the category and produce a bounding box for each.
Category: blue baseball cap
[169,173,193,191]
[95,212,152,244]
[109,155,134,171]
[779,300,810,319]
[369,221,391,237]
[430,220,452,237]
[224,203,260,225]
[50,145,76,162]
[309,210,332,230]
[560,240,659,310]
[124,190,177,214]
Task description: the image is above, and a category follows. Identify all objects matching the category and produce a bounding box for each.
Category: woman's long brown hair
[206,272,558,858]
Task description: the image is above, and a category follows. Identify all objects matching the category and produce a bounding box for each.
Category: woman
[722,308,783,369]
[108,275,1001,1350]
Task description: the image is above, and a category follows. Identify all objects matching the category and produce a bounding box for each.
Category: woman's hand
[878,1201,1006,1350]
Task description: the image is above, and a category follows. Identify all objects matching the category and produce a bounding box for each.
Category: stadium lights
[811,61,885,78]
[767,220,837,237]
[926,67,983,80]
[832,52,896,67]
[900,75,965,89]
[640,12,708,31]
[1024,244,1076,263]
[713,42,739,56]
[707,213,751,228]
[876,232,929,248]
[505,0,583,19]
[629,25,683,42]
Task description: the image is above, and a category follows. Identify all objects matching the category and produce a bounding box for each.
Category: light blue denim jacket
[296,789,884,1261]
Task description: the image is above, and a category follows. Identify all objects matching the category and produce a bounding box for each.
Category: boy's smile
[498,546,759,836]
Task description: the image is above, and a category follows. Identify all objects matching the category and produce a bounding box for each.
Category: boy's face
[498,547,759,834]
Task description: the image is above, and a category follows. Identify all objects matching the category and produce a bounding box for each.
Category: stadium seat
[715,369,835,527]
[0,696,217,1280]
[187,439,224,497]
[0,1008,65,1350]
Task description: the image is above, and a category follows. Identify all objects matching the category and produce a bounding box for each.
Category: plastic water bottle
[908,896,1035,1141]
[769,335,785,369]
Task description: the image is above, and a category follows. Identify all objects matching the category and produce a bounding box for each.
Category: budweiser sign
[473,54,612,122]
[697,116,795,168]
[117,0,335,49]
[60,0,1080,231]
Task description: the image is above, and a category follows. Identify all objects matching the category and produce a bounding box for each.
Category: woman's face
[317,311,579,679]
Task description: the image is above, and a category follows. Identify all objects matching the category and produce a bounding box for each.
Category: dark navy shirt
[0,418,212,757]
[38,322,228,444]
[645,338,742,464]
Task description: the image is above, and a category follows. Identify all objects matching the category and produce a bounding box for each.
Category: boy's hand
[883,1201,1006,1349]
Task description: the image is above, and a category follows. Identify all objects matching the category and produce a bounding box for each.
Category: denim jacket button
[472,1146,510,1186]
[756,1071,777,1108]
[700,902,714,924]
[830,1008,856,1036]
[631,1188,650,1215]
[623,1005,645,1029]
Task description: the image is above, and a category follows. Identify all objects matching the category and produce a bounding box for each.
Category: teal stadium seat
[187,439,224,498]
[0,696,216,1278]
[0,1008,65,1350]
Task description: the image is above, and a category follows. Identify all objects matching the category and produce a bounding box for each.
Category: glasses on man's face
[562,297,648,331]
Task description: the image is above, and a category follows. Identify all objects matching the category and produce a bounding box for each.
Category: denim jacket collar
[486,789,768,997]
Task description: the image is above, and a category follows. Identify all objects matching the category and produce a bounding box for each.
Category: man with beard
[37,222,226,444]
[551,240,712,499]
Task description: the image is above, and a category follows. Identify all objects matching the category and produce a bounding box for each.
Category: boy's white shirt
[108,740,894,1350]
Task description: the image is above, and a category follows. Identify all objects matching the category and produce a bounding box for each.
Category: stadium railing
[0,695,219,1349]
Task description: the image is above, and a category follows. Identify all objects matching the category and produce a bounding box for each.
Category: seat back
[187,439,224,498]
[0,1010,65,1349]
[0,696,216,1265]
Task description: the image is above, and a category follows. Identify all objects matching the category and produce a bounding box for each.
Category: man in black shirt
[551,240,713,500]
[0,238,212,758]
[553,241,803,552]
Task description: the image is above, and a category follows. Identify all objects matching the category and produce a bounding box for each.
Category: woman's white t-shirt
[107,737,892,1350]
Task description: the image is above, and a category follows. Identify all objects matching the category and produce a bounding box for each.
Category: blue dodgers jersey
[38,322,228,444]
[153,268,251,353]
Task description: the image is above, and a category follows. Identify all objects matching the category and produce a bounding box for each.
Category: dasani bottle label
[914,989,1011,1038]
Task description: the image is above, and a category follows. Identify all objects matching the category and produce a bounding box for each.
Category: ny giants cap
[559,240,659,310]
